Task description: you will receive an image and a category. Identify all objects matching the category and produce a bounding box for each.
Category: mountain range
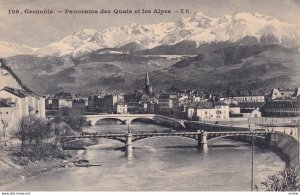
[1,12,300,58]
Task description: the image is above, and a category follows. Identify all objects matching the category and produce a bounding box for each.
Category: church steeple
[144,64,152,96]
[145,71,150,86]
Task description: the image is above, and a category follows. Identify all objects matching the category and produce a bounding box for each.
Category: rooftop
[238,102,266,108]
[0,59,32,92]
[196,101,214,109]
[1,87,35,98]
[263,101,300,108]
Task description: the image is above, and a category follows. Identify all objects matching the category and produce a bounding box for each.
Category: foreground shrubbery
[12,144,66,164]
[258,165,300,191]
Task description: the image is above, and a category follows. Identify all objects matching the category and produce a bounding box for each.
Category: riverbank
[0,138,98,189]
[0,150,76,188]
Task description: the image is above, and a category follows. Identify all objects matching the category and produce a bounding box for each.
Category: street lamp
[296,121,300,164]
[249,122,254,191]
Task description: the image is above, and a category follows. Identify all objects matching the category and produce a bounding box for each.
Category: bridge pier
[201,131,208,152]
[126,132,133,159]
[197,130,201,148]
[269,132,277,147]
[123,120,131,125]
[89,120,96,126]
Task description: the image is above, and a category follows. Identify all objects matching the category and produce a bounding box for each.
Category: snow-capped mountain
[0,41,38,58]
[22,12,300,57]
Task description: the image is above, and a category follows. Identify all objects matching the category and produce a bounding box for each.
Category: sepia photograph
[0,0,300,192]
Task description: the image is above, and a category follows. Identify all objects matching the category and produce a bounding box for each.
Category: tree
[32,119,52,145]
[54,107,87,132]
[14,117,34,152]
[49,121,73,147]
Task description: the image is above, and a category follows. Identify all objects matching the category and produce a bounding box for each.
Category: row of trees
[15,117,51,152]
[14,107,87,160]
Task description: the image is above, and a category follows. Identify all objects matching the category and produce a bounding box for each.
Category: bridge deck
[61,130,269,140]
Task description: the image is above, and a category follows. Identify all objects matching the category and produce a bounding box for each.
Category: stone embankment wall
[154,115,185,129]
[275,131,299,165]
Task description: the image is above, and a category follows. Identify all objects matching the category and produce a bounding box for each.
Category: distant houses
[44,85,300,122]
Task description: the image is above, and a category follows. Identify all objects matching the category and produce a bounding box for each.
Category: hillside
[146,45,300,91]
[3,44,300,95]
[4,53,182,95]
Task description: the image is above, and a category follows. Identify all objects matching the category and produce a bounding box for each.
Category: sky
[0,0,300,47]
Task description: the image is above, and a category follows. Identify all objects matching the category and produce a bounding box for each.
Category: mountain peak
[232,12,278,23]
[192,11,210,19]
[75,29,98,35]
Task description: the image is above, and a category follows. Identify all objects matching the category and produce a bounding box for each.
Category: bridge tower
[126,131,133,158]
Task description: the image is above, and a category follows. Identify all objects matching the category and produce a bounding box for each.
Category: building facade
[0,59,46,139]
[261,98,300,117]
[232,95,265,103]
[186,101,229,121]
[157,94,179,116]
[262,88,300,117]
[195,102,229,121]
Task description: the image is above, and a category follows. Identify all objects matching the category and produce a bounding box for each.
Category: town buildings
[98,94,124,113]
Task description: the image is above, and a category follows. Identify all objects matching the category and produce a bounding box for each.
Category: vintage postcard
[0,0,300,192]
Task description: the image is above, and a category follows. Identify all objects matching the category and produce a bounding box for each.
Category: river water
[4,121,285,191]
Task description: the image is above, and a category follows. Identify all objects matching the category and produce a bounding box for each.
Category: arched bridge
[60,130,273,159]
[84,114,186,128]
[84,114,156,125]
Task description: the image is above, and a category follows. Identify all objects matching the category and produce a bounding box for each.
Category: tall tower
[144,69,153,96]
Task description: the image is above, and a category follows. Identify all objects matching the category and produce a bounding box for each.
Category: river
[4,121,285,191]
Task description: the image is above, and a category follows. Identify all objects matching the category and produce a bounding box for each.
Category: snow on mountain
[34,11,300,57]
[36,29,102,57]
[0,41,38,58]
